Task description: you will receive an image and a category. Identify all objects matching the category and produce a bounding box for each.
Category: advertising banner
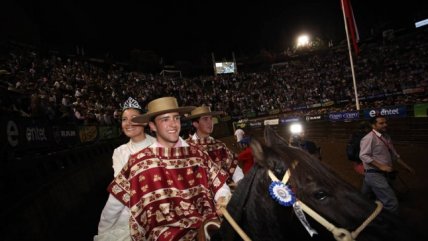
[414,103,428,117]
[268,109,280,115]
[79,126,98,143]
[3,119,23,148]
[363,106,407,119]
[234,122,247,129]
[6,118,54,149]
[328,111,360,122]
[98,126,120,140]
[280,117,300,125]
[305,115,323,121]
[52,125,78,146]
[249,121,263,128]
[264,119,279,126]
[3,117,65,151]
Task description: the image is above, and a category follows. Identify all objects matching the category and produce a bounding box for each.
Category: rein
[220,206,252,241]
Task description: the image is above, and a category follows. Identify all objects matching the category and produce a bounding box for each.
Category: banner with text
[414,103,428,117]
[363,106,407,119]
[328,111,360,122]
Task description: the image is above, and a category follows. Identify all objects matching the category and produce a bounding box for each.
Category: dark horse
[213,126,423,241]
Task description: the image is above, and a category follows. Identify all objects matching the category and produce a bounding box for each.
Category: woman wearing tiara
[94,97,155,241]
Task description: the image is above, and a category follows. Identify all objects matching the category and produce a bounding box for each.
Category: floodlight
[290,123,303,134]
[296,35,310,47]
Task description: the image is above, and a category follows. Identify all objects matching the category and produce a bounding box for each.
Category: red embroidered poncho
[108,142,228,241]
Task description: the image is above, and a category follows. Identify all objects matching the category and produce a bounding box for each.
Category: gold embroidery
[180,201,191,210]
[111,185,122,194]
[155,210,165,222]
[153,174,162,181]
[162,231,172,239]
[146,208,153,218]
[175,206,183,216]
[213,178,221,187]
[141,212,147,225]
[139,175,145,182]
[159,203,170,214]
[123,193,130,202]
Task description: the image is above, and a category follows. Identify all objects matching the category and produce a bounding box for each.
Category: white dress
[94,135,155,241]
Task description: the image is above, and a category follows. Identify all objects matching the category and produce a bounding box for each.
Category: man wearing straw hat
[107,97,231,241]
[184,105,244,185]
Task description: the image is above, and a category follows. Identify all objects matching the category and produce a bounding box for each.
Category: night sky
[2,0,428,62]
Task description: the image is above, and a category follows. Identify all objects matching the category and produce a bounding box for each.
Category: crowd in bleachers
[1,28,427,125]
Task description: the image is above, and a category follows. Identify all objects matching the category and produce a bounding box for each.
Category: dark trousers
[362,171,399,215]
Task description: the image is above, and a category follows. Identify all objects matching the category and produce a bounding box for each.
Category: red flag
[342,0,360,55]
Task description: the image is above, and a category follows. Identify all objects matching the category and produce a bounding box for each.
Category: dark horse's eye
[313,191,328,201]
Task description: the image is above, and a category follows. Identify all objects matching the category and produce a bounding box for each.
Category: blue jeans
[362,172,399,214]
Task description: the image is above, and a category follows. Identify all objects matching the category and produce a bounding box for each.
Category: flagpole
[341,0,360,110]
[212,52,217,76]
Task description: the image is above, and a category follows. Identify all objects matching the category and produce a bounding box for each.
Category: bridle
[221,168,383,241]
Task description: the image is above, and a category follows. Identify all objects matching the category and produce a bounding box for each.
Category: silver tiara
[122,97,142,110]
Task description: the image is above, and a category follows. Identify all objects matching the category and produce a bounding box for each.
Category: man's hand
[228,182,237,190]
[397,158,415,175]
[378,164,393,172]
[215,196,230,216]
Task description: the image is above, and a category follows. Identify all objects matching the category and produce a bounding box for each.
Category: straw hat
[183,105,224,120]
[132,96,195,123]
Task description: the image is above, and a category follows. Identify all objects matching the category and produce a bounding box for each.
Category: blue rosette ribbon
[269,181,296,206]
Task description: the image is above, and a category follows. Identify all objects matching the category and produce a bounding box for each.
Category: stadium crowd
[1,28,427,124]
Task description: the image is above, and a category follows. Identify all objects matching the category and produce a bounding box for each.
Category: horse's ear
[264,125,288,147]
[250,138,264,163]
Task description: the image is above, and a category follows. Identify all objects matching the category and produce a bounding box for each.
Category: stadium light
[290,123,303,134]
[296,34,310,48]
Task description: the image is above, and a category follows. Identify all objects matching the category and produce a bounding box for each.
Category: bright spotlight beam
[290,123,303,134]
[296,35,310,47]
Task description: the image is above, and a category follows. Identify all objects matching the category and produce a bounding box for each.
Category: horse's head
[253,126,373,229]
[217,126,421,241]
